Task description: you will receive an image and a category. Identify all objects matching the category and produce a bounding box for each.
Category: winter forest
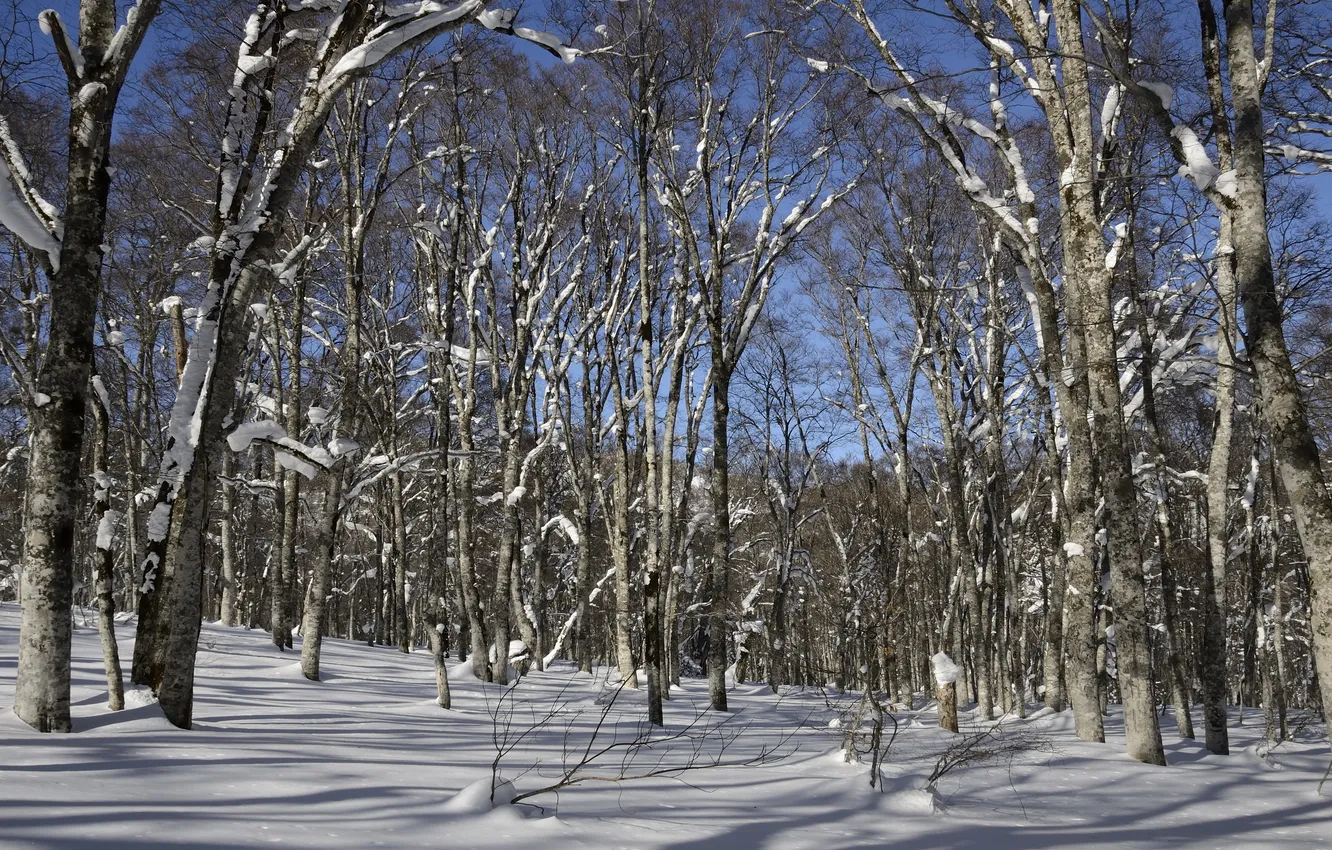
[2,0,1332,846]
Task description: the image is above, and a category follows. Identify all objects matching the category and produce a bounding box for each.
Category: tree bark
[218,450,238,627]
[707,362,732,712]
[392,471,410,653]
[426,621,452,709]
[90,374,124,711]
[1223,0,1332,749]
[1050,0,1164,765]
[14,0,160,733]
[1198,0,1237,756]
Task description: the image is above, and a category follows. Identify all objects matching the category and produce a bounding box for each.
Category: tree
[2,0,159,733]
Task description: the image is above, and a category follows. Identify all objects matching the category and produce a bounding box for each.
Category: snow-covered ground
[1,602,1328,849]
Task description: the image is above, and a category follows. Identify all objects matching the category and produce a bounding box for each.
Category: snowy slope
[0,603,1328,849]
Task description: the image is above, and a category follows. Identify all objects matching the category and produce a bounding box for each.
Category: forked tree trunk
[1050,0,1164,766]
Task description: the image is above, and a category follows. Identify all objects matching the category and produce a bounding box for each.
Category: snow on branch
[542,565,615,668]
[1084,9,1235,205]
[104,0,162,74]
[37,10,85,80]
[837,17,1032,253]
[227,419,335,480]
[322,1,488,91]
[0,146,61,271]
[342,449,440,508]
[478,8,580,63]
[1171,125,1227,195]
[320,1,581,94]
[1273,142,1332,169]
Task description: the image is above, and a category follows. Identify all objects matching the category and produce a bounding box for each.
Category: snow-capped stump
[931,652,962,733]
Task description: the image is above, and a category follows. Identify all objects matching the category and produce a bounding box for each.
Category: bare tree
[2,0,159,733]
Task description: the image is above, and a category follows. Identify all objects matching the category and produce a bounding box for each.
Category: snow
[1140,81,1174,110]
[476,7,517,30]
[511,27,579,64]
[1064,541,1086,557]
[543,514,580,546]
[324,2,484,90]
[77,81,106,105]
[38,10,84,78]
[91,375,110,410]
[327,436,359,458]
[1100,85,1121,136]
[0,604,1327,849]
[931,651,962,686]
[441,776,517,814]
[1105,221,1129,270]
[0,156,61,271]
[274,450,318,480]
[228,420,333,478]
[95,509,121,550]
[145,501,172,541]
[1172,125,1221,192]
[226,419,287,452]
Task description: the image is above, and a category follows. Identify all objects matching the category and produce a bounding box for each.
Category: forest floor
[0,602,1329,849]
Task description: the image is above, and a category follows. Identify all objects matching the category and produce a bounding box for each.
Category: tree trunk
[1135,251,1196,741]
[301,472,343,680]
[937,682,959,734]
[274,465,299,650]
[427,621,452,709]
[1050,0,1164,765]
[490,447,521,684]
[1193,0,1238,756]
[90,375,124,711]
[708,362,733,712]
[219,450,238,627]
[392,471,410,653]
[453,451,489,679]
[1223,0,1332,749]
[13,0,157,736]
[575,504,595,674]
